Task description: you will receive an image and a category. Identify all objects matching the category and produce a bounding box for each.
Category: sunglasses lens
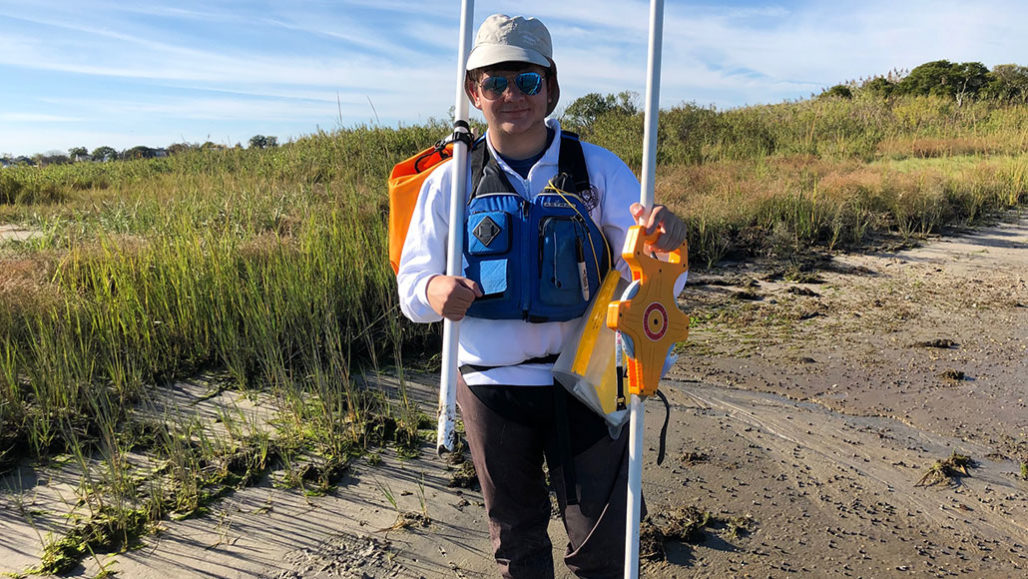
[480,72,545,99]
[515,72,543,95]
[481,76,509,98]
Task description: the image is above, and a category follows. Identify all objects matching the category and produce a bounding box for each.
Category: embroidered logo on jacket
[580,185,599,213]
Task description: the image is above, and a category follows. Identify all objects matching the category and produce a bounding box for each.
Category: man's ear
[465,76,482,110]
[545,61,560,116]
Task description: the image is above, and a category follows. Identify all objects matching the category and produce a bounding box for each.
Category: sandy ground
[1,212,1026,578]
[0,224,38,243]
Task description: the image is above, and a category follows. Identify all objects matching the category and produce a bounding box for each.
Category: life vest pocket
[475,258,508,297]
[466,211,512,298]
[468,211,510,255]
[539,217,587,307]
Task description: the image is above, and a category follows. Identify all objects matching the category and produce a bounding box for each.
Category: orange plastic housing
[606,226,690,396]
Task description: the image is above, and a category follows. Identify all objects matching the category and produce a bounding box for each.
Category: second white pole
[625,0,664,577]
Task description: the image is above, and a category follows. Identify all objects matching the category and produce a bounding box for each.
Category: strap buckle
[438,120,474,150]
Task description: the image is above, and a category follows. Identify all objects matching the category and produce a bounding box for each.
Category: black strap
[459,354,560,376]
[469,131,591,202]
[452,119,474,147]
[413,145,449,174]
[556,131,591,196]
[655,389,671,466]
[470,141,518,202]
[414,122,477,173]
[615,358,627,412]
[553,386,579,506]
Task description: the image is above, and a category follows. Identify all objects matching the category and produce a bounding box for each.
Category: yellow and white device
[605,225,689,397]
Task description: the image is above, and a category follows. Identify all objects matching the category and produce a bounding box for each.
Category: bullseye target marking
[643,302,668,341]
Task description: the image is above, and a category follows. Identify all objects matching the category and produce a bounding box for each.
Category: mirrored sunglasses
[479,72,546,99]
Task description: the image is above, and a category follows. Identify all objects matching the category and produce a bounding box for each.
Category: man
[397,13,687,578]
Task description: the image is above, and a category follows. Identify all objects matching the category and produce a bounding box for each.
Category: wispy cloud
[2,0,1027,156]
[0,113,83,123]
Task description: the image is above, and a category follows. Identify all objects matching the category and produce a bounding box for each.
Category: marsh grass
[656,152,1027,265]
[580,94,1028,263]
[916,452,977,487]
[1,126,441,574]
[639,506,754,561]
[0,96,1026,573]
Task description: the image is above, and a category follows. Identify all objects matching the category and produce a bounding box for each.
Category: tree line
[545,60,1028,137]
[6,59,1028,167]
[1,135,279,168]
[821,60,1028,105]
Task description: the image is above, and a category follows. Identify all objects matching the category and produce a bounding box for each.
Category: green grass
[1,126,440,575]
[1,94,1027,574]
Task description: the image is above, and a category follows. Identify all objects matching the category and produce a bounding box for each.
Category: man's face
[468,63,551,139]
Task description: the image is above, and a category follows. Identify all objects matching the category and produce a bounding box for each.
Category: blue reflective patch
[479,259,508,296]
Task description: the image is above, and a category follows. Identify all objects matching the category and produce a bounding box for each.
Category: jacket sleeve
[585,144,641,281]
[396,163,456,323]
[588,144,689,294]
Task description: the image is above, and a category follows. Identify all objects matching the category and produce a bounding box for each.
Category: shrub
[820,84,854,99]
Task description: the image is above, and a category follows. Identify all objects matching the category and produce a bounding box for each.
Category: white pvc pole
[437,0,475,455]
[626,0,664,576]
[639,0,663,212]
[625,395,645,579]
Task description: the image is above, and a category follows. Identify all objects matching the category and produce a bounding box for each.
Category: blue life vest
[463,133,610,322]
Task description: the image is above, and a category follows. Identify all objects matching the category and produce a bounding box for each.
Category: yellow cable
[544,177,612,277]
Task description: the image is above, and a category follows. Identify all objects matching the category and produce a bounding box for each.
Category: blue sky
[1,0,1026,157]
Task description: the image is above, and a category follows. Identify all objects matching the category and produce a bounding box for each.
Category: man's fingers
[446,277,483,321]
[427,275,482,321]
[648,206,667,235]
[456,277,484,297]
[651,216,687,251]
[628,204,687,251]
[629,202,645,221]
[630,203,665,236]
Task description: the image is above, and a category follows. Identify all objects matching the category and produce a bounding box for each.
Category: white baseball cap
[466,14,553,71]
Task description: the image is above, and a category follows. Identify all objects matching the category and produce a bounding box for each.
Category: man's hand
[629,203,687,252]
[427,275,483,321]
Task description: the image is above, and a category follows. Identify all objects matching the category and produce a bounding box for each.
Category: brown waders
[456,374,637,578]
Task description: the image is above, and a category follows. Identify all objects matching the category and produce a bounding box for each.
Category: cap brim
[466,45,550,71]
